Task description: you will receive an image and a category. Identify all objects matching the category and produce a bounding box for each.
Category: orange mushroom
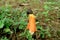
[26,14,36,35]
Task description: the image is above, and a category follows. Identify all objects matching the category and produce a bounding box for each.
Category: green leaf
[25,31,33,40]
[0,21,4,29]
[44,2,56,4]
[48,33,51,37]
[44,5,50,10]
[5,18,13,28]
[1,37,9,40]
[42,10,49,16]
[3,28,10,33]
[19,25,24,29]
[0,18,6,29]
[40,32,45,38]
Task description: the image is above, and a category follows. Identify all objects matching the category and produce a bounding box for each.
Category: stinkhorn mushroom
[26,9,36,35]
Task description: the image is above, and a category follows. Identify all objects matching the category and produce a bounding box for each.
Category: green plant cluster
[0,5,28,40]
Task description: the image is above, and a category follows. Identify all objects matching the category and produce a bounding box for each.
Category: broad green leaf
[4,28,10,33]
[0,18,6,29]
[0,21,4,29]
